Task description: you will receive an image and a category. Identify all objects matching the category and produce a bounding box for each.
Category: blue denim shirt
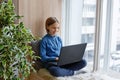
[40,34,62,62]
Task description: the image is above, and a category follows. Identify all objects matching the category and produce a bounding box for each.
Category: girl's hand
[56,57,59,61]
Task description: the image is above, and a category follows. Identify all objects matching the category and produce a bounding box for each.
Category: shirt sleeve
[40,39,56,62]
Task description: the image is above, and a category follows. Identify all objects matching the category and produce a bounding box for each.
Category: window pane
[81,34,94,43]
[82,0,96,71]
[100,0,120,78]
[109,0,120,73]
[62,0,96,71]
[82,18,95,26]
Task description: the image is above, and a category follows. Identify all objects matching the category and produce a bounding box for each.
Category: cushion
[31,40,44,71]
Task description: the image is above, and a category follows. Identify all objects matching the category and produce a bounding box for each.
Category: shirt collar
[47,34,56,38]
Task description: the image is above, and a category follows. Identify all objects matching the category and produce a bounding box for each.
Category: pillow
[31,40,44,71]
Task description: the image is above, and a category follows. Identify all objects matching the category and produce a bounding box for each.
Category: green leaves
[0,0,36,80]
[0,45,4,50]
[8,0,13,5]
[0,24,35,80]
[0,0,19,28]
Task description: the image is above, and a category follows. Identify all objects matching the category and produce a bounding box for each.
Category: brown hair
[45,17,59,32]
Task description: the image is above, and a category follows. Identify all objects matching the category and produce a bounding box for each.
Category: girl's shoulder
[41,34,48,42]
[57,36,62,40]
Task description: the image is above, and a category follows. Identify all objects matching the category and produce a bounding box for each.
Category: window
[99,0,120,78]
[82,18,95,26]
[62,0,96,71]
[118,18,120,25]
[81,34,94,43]
[62,0,120,79]
[83,5,96,12]
[87,50,94,61]
[116,44,120,50]
[107,0,120,73]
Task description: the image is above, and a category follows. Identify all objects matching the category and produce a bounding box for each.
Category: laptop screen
[57,43,87,66]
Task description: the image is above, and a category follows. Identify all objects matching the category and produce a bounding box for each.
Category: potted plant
[0,0,36,80]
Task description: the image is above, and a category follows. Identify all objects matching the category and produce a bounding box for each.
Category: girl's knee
[82,59,87,67]
[48,66,73,77]
[48,66,62,77]
[79,59,87,68]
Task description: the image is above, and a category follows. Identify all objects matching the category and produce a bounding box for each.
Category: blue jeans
[44,59,87,77]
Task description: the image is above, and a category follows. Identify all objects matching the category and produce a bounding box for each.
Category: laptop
[49,43,87,66]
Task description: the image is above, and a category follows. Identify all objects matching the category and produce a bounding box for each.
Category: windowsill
[107,69,120,79]
[95,69,120,80]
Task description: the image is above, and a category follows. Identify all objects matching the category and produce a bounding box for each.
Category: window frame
[61,0,119,76]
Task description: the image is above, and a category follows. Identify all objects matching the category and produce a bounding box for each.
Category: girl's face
[47,22,60,36]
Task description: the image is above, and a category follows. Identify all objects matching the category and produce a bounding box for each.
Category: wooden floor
[27,69,56,80]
